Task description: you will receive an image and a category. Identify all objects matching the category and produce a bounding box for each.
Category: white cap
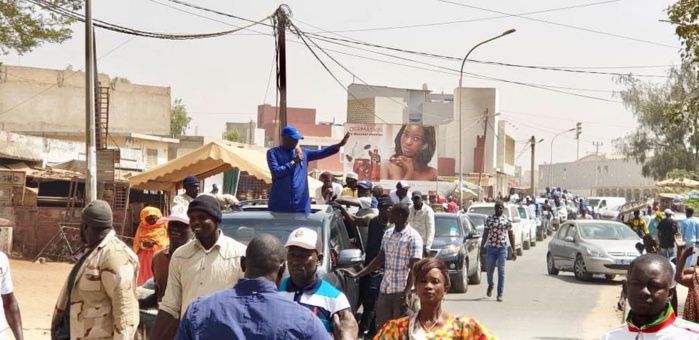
[160,204,190,224]
[346,172,359,180]
[397,180,410,189]
[664,209,674,216]
[286,227,322,253]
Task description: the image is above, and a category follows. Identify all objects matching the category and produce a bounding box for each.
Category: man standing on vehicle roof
[267,126,349,213]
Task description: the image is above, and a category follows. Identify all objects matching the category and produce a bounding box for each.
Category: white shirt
[172,193,195,208]
[600,314,699,339]
[389,190,412,205]
[0,252,12,338]
[315,183,344,204]
[408,203,435,249]
[159,231,246,318]
[508,193,520,204]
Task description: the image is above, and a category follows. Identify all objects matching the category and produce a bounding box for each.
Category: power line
[148,0,265,36]
[501,110,632,129]
[162,0,274,27]
[438,0,679,50]
[296,0,622,34]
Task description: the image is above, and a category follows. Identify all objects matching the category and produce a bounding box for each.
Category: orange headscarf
[133,207,169,253]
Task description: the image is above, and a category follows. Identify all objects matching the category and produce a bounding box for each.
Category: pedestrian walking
[133,206,169,286]
[601,254,699,339]
[480,200,517,302]
[0,250,23,340]
[681,208,699,268]
[267,126,349,213]
[627,210,649,237]
[150,195,247,340]
[175,234,330,340]
[408,190,435,256]
[51,200,139,340]
[374,258,496,339]
[657,209,679,260]
[341,203,422,330]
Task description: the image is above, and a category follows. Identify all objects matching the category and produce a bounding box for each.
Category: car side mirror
[564,236,575,242]
[465,231,480,240]
[336,249,363,267]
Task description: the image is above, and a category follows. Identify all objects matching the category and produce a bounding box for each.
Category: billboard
[344,124,438,192]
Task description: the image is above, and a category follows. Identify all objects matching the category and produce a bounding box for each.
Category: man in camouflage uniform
[51,200,140,340]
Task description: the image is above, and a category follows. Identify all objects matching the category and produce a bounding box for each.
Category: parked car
[429,213,482,293]
[467,203,524,256]
[517,206,536,250]
[585,197,627,219]
[218,205,364,311]
[466,213,488,272]
[598,204,623,221]
[547,220,641,281]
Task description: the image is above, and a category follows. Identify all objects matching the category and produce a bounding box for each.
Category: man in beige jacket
[51,200,139,340]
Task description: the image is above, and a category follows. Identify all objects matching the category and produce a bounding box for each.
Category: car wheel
[547,252,559,275]
[605,274,617,281]
[451,257,468,293]
[574,255,593,281]
[523,232,530,250]
[531,232,537,247]
[516,245,523,256]
[536,229,544,242]
[469,255,482,285]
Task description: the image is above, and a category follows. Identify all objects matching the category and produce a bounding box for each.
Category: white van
[467,203,524,256]
[584,197,627,218]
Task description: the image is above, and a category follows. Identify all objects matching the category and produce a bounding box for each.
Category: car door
[461,215,479,275]
[508,206,522,248]
[561,223,580,269]
[550,224,570,267]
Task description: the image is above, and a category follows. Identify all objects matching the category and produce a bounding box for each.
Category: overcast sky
[5,0,680,169]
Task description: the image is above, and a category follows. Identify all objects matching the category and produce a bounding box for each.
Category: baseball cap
[358,179,372,189]
[346,172,359,180]
[160,204,189,224]
[396,180,410,189]
[281,126,304,140]
[412,190,423,199]
[286,227,322,253]
[183,175,199,186]
[664,209,674,216]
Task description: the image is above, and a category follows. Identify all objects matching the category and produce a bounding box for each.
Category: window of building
[146,149,158,168]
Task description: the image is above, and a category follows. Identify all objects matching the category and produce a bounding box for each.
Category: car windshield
[469,206,494,216]
[467,214,486,227]
[578,223,639,240]
[220,217,324,245]
[517,207,528,219]
[435,216,462,237]
[585,199,601,207]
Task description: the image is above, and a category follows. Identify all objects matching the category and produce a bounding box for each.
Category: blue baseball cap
[281,126,304,140]
[183,175,199,186]
[358,179,372,190]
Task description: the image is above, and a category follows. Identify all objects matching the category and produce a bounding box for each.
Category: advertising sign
[344,124,438,192]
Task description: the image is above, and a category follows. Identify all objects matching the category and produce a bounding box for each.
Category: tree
[613,63,699,180]
[170,98,191,137]
[224,128,244,143]
[109,76,131,89]
[0,0,83,55]
[667,0,699,62]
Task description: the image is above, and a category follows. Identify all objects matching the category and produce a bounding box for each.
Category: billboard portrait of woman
[381,124,437,181]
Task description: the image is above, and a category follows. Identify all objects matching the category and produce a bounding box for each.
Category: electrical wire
[438,0,678,49]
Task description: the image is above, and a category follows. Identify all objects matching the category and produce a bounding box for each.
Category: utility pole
[592,141,603,155]
[275,7,288,133]
[575,122,582,160]
[530,136,536,197]
[476,109,489,201]
[84,0,97,203]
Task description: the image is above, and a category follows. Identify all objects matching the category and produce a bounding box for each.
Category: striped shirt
[279,276,351,333]
[380,225,423,294]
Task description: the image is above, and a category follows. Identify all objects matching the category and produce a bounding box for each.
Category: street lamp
[548,127,576,189]
[458,29,515,206]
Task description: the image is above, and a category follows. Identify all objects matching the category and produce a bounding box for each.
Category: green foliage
[109,77,131,89]
[170,98,191,137]
[667,168,699,180]
[613,63,699,179]
[0,0,83,55]
[667,0,699,62]
[223,128,243,143]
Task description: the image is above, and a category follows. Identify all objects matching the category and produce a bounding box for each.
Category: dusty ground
[11,258,72,340]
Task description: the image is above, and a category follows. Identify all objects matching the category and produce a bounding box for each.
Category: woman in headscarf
[133,206,169,286]
[374,258,495,339]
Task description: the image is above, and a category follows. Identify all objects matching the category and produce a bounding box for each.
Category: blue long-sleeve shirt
[267,145,339,213]
[175,279,331,340]
[682,217,699,243]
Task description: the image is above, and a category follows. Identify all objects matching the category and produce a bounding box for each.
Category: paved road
[443,237,624,340]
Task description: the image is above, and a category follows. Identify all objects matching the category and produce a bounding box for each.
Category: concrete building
[0,64,177,170]
[223,121,265,147]
[347,83,453,126]
[258,104,333,147]
[538,153,657,200]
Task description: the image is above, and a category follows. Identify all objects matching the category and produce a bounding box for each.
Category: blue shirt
[267,145,339,213]
[682,217,699,243]
[279,276,352,333]
[175,278,330,340]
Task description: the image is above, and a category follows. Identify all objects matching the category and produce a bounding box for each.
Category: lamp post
[458,29,515,206]
[548,128,576,189]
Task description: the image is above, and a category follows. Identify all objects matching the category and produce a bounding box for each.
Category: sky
[4,0,682,170]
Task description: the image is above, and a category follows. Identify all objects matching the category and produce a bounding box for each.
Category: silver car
[546,220,641,281]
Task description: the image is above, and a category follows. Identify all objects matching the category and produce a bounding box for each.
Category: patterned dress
[683,269,699,322]
[374,314,495,340]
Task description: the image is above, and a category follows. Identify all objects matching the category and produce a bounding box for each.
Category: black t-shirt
[365,217,389,266]
[657,218,677,248]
